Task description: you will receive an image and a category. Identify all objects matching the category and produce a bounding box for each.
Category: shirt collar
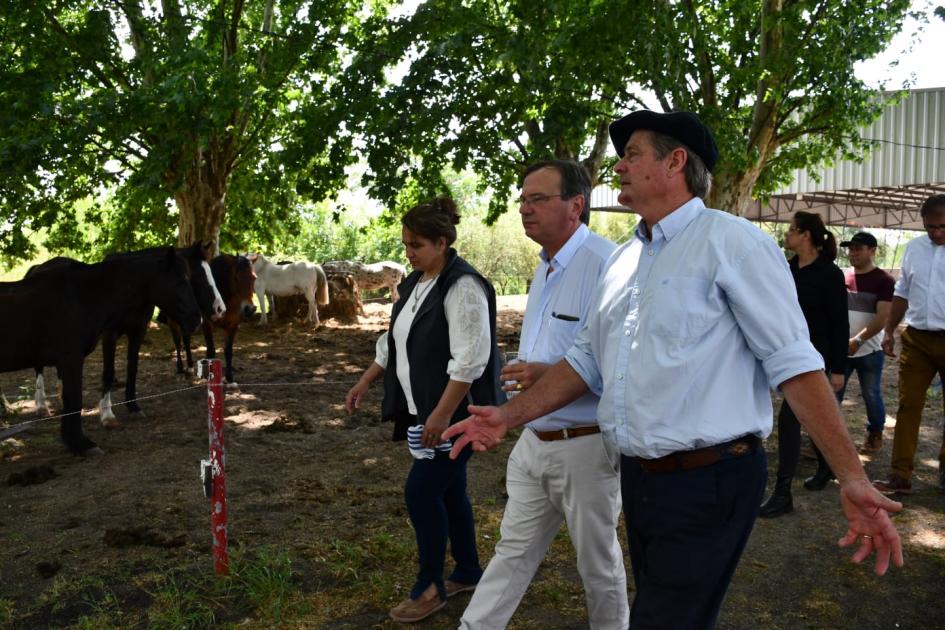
[634,197,705,244]
[540,223,589,269]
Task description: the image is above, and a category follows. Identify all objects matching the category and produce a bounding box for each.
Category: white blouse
[374,274,491,415]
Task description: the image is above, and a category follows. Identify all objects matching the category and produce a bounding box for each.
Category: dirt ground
[1,297,944,629]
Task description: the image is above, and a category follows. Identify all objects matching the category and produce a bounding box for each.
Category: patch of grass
[228,547,306,624]
[70,584,126,629]
[0,598,15,626]
[147,573,216,630]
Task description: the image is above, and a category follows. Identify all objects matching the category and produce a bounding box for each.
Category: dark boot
[803,465,835,490]
[759,475,794,518]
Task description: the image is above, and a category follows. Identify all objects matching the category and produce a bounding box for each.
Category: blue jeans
[837,350,886,433]
[404,446,483,600]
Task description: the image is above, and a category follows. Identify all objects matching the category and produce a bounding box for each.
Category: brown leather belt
[532,425,601,442]
[630,435,761,473]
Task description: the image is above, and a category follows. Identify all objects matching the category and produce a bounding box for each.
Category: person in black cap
[444,109,904,628]
[837,231,895,454]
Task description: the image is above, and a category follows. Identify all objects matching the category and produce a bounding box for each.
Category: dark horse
[28,243,225,427]
[162,254,256,384]
[95,243,226,426]
[1,249,202,455]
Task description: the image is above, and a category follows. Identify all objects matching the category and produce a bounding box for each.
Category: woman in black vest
[345,197,502,623]
[760,211,848,518]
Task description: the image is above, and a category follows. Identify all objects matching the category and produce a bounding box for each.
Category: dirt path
[1,300,943,628]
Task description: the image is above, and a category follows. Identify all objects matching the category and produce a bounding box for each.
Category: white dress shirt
[565,198,824,459]
[375,274,491,415]
[894,234,945,331]
[519,223,616,431]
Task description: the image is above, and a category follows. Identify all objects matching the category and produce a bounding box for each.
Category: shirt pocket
[646,276,712,343]
[543,316,583,359]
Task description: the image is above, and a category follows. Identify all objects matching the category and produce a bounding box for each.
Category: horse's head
[184,243,226,321]
[234,255,257,319]
[153,248,203,334]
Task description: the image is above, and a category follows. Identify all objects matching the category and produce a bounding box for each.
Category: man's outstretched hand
[442,404,508,459]
[837,478,904,575]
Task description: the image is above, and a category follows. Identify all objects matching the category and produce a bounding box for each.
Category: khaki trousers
[460,428,629,629]
[891,327,945,479]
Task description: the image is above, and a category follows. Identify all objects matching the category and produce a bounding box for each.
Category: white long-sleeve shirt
[374,274,491,415]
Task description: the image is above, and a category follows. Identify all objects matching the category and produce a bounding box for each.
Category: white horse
[249,254,329,326]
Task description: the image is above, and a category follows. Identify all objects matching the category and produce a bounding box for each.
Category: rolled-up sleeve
[374,332,389,370]
[565,333,603,396]
[720,235,824,389]
[565,281,605,395]
[893,247,911,300]
[444,275,491,383]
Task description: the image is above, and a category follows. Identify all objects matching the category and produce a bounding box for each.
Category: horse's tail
[315,265,329,305]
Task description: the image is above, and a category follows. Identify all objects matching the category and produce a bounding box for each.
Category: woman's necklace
[412,275,438,312]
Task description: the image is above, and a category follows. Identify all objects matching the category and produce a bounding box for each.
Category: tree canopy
[347,0,914,219]
[0,0,368,261]
[0,0,918,264]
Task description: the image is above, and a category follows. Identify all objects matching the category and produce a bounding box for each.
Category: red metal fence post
[206,358,229,575]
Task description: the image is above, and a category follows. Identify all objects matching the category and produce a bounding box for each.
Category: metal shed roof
[591,87,945,229]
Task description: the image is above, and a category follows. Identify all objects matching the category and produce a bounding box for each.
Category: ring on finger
[516,383,524,391]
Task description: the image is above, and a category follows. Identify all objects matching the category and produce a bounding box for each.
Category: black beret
[609,110,720,173]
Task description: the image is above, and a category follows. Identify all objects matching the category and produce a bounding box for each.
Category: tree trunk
[707,167,764,216]
[174,163,228,255]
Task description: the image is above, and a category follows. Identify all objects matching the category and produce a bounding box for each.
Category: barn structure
[590,87,945,231]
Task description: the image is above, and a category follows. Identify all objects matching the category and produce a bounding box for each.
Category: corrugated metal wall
[779,87,944,194]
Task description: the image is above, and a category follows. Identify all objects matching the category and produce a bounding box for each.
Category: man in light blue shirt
[446,110,904,628]
[460,160,628,629]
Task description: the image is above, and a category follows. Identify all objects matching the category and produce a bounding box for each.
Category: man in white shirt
[459,160,628,629]
[446,110,903,628]
[874,194,945,494]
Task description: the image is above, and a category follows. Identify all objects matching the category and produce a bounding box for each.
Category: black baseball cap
[609,110,720,173]
[839,232,878,248]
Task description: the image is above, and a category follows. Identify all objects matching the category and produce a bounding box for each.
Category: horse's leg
[60,359,102,456]
[123,324,147,419]
[169,321,186,375]
[305,288,319,326]
[224,327,237,384]
[34,367,47,414]
[100,331,119,428]
[203,320,216,360]
[267,293,277,321]
[256,286,268,324]
[183,332,195,374]
[390,283,399,302]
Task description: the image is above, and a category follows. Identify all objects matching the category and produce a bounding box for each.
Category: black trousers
[621,448,767,629]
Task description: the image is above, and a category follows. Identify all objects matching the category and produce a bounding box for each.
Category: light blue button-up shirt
[565,198,824,459]
[894,234,945,331]
[519,223,616,431]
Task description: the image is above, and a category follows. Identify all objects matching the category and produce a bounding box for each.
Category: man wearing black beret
[445,109,904,628]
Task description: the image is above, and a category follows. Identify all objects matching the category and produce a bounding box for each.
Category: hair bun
[432,196,461,225]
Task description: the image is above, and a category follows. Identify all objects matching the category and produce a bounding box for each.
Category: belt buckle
[561,428,571,440]
[726,440,750,456]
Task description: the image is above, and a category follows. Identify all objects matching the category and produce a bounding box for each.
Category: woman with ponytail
[759,211,849,518]
[345,196,501,622]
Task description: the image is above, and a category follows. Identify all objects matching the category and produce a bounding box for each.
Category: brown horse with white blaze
[163,253,256,384]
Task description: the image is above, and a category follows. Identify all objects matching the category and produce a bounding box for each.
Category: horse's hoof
[101,416,121,429]
[82,446,106,457]
[225,381,239,390]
